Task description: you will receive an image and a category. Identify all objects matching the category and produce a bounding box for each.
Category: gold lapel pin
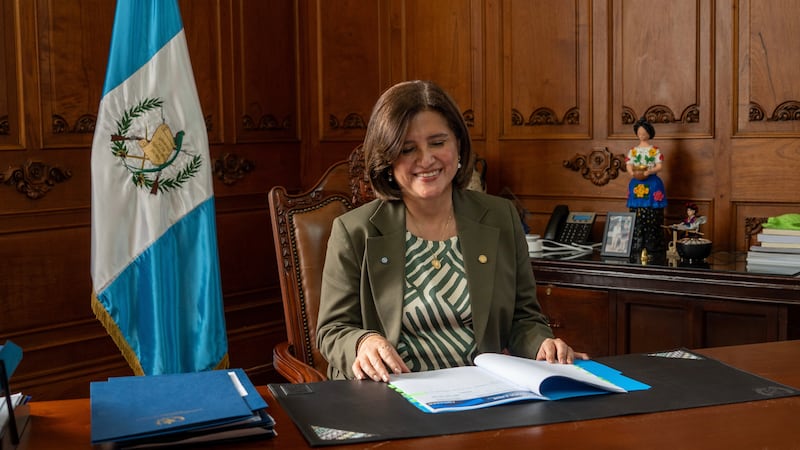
[478,255,488,264]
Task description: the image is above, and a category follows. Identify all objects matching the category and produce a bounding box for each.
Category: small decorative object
[665,227,680,266]
[625,117,667,252]
[676,236,712,262]
[667,203,711,262]
[601,212,636,257]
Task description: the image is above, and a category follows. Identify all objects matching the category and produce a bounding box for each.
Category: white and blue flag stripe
[91,0,227,375]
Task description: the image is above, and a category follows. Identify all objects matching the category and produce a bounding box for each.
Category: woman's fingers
[353,335,409,382]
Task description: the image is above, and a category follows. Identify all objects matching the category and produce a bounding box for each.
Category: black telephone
[543,205,597,244]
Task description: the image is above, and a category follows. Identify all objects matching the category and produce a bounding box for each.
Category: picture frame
[601,212,636,257]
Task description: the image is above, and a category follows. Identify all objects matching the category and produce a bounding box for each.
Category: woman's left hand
[536,338,589,364]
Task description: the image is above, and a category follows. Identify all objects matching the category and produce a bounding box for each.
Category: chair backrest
[268,161,357,376]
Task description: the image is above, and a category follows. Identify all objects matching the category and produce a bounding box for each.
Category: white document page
[389,366,544,413]
[474,353,626,395]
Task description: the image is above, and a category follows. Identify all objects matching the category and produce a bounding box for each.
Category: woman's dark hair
[633,116,656,140]
[363,80,474,201]
[685,202,698,214]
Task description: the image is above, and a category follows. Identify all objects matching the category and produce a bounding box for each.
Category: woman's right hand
[352,334,410,382]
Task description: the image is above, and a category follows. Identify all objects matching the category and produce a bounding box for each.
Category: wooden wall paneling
[734,0,800,136]
[729,1,800,222]
[231,0,298,143]
[0,220,132,400]
[35,0,114,148]
[216,203,276,306]
[299,0,387,184]
[316,0,383,143]
[500,0,591,140]
[180,0,224,145]
[0,0,19,148]
[493,0,594,233]
[399,0,485,140]
[214,201,287,384]
[610,0,713,138]
[225,302,287,385]
[730,138,800,203]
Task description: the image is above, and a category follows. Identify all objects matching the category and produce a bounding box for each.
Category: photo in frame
[601,212,636,257]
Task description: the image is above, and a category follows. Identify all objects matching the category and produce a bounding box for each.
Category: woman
[626,117,667,252]
[317,80,586,382]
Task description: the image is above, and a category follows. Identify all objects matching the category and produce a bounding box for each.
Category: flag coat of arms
[91,0,228,375]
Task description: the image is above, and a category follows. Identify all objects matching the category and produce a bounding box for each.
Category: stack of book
[747,227,800,275]
[90,368,275,448]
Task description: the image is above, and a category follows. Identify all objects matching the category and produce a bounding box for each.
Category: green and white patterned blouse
[396,232,476,371]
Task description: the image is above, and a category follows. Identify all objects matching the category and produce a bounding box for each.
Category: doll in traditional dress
[671,202,706,238]
[626,117,667,252]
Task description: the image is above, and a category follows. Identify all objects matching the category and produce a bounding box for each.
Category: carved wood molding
[748,101,800,121]
[622,104,699,125]
[0,115,8,135]
[462,109,474,127]
[213,153,254,186]
[563,147,626,186]
[347,144,374,206]
[511,107,580,126]
[744,216,768,249]
[0,160,72,199]
[329,110,475,130]
[52,114,96,134]
[329,113,367,129]
[242,113,290,130]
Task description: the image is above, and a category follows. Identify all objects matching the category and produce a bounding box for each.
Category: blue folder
[105,368,267,412]
[90,369,262,444]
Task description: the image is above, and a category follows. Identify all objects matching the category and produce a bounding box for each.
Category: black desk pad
[268,350,800,447]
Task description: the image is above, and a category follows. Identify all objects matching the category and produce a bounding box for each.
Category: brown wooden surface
[533,254,800,355]
[17,340,800,450]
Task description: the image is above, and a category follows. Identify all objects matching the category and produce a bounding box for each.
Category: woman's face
[391,110,459,204]
[636,126,651,141]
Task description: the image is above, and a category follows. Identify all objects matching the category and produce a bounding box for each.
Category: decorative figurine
[626,117,667,252]
[668,202,711,262]
[679,202,701,237]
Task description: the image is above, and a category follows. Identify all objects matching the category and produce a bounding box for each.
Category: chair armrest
[273,341,327,383]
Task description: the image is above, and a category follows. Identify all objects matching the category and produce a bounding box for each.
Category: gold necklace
[431,214,452,270]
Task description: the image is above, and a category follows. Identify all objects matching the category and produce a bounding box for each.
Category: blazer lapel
[365,201,406,344]
[453,191,499,349]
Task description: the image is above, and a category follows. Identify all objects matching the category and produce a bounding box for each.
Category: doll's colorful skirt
[627,175,667,209]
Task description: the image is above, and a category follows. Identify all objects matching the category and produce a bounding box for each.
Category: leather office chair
[269,146,373,383]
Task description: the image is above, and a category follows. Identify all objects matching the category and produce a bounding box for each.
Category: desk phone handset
[543,205,597,244]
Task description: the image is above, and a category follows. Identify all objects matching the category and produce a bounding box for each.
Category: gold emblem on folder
[156,416,186,426]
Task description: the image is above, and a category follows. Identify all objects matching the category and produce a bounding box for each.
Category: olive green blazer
[316,189,554,380]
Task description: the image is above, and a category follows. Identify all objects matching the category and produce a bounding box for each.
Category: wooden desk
[18,340,800,449]
[532,253,800,356]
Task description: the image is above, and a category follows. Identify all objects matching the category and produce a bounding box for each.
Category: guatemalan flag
[90,0,228,375]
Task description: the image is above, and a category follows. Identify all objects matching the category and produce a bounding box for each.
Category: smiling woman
[315,80,587,384]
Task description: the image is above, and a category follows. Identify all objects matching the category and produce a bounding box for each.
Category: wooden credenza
[532,252,800,357]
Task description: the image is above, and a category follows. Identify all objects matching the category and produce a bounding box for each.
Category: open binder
[1,341,29,449]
